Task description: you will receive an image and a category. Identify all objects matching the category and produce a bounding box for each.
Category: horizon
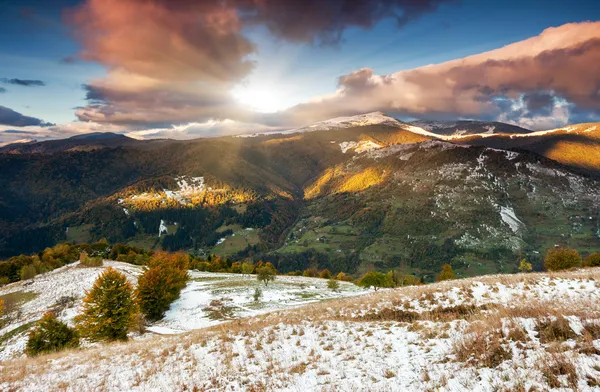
[1,1,600,146]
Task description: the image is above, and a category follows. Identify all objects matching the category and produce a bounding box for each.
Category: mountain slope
[0,114,599,279]
[2,266,600,391]
[0,132,145,154]
[411,120,532,137]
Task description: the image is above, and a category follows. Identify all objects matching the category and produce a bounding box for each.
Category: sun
[232,85,286,113]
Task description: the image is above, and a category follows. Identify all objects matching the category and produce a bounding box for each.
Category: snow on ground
[0,261,142,361]
[150,271,366,334]
[499,206,524,233]
[2,269,600,391]
[339,140,382,154]
[0,264,366,360]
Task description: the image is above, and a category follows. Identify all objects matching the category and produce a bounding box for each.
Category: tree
[584,253,600,267]
[357,271,394,291]
[76,267,138,341]
[257,265,277,286]
[253,287,262,302]
[319,269,332,279]
[437,264,455,281]
[26,312,79,356]
[241,262,255,276]
[544,248,582,271]
[137,252,189,321]
[336,272,353,282]
[518,259,533,273]
[327,279,340,291]
[20,264,37,280]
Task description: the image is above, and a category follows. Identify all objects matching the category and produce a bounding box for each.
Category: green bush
[19,264,37,280]
[137,252,189,321]
[544,248,582,271]
[327,279,340,291]
[257,264,277,286]
[26,312,79,356]
[518,259,533,273]
[584,253,600,267]
[79,252,104,268]
[357,271,394,291]
[76,267,138,341]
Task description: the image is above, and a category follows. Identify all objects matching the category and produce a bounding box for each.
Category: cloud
[277,22,600,127]
[67,0,455,126]
[1,78,45,87]
[0,105,54,127]
[0,87,5,93]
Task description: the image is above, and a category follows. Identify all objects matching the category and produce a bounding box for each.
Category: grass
[0,321,36,346]
[0,291,39,309]
[65,224,93,244]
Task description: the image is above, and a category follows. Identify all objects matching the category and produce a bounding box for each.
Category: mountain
[451,122,600,176]
[0,113,599,279]
[0,132,145,154]
[411,119,532,137]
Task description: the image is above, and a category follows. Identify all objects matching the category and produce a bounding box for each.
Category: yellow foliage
[261,135,303,145]
[545,140,600,171]
[304,166,387,199]
[335,167,387,194]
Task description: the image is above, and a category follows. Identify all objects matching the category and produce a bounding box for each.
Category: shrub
[241,262,255,276]
[436,264,455,281]
[26,312,79,356]
[253,287,262,302]
[584,252,600,267]
[518,259,533,273]
[79,252,103,268]
[544,248,581,271]
[257,264,277,286]
[0,299,4,317]
[303,268,319,278]
[0,277,9,286]
[327,279,340,291]
[336,272,353,282]
[357,271,394,291]
[137,252,189,321]
[76,267,138,341]
[318,269,332,279]
[19,264,37,280]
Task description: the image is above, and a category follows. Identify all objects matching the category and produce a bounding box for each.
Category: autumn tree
[137,252,189,321]
[518,259,533,273]
[584,253,600,267]
[76,267,138,341]
[357,271,394,291]
[257,264,277,286]
[544,248,582,271]
[241,262,255,276]
[26,312,79,356]
[20,264,37,280]
[437,264,456,281]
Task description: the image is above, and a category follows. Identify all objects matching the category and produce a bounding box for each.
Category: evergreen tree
[76,267,138,341]
[437,264,456,281]
[327,279,340,291]
[137,252,189,321]
[26,312,79,356]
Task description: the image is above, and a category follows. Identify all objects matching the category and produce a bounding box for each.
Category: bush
[241,262,255,276]
[257,264,277,286]
[19,264,37,280]
[319,269,332,279]
[253,287,262,302]
[437,264,455,281]
[79,252,103,268]
[357,271,394,291]
[544,248,582,271]
[584,253,600,267]
[26,312,79,356]
[0,277,9,286]
[336,272,353,282]
[327,279,340,291]
[137,252,189,321]
[518,259,533,273]
[76,267,138,341]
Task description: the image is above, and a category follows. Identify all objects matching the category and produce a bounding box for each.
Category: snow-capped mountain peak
[287,111,404,134]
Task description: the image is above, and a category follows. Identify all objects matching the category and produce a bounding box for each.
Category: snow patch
[500,206,524,233]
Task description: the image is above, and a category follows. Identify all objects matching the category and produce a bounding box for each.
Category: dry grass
[537,351,578,389]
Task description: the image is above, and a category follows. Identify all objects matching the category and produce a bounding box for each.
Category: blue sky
[0,0,599,142]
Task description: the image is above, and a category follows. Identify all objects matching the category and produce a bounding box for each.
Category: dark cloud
[1,78,45,87]
[522,92,555,116]
[60,55,78,64]
[1,129,38,134]
[0,105,53,127]
[68,0,456,125]
[0,87,5,93]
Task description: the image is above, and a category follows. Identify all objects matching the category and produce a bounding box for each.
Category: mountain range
[1,112,599,280]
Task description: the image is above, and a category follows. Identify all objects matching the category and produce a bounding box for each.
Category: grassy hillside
[2,267,600,391]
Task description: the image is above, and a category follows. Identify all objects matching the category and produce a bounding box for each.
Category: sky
[0,0,599,145]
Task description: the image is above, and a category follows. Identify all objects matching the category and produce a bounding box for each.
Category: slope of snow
[499,206,524,233]
[3,269,600,391]
[339,140,382,154]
